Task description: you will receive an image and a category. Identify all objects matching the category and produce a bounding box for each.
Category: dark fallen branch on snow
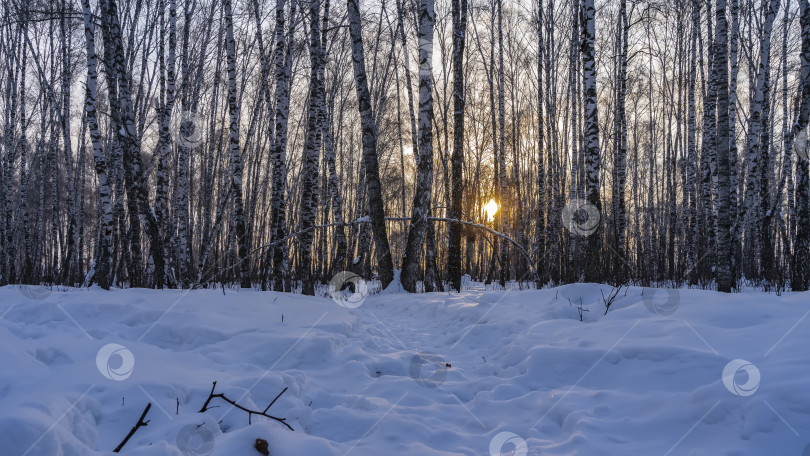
[113,402,151,453]
[198,381,293,431]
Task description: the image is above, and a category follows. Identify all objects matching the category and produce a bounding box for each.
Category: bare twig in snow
[113,402,151,453]
[198,381,293,431]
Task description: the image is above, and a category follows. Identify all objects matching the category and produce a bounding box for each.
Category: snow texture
[0,283,808,455]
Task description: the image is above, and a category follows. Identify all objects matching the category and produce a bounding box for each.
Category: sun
[484,198,499,222]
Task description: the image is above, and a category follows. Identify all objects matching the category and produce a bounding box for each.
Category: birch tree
[686,0,700,283]
[743,0,780,282]
[2,0,806,294]
[299,0,327,295]
[402,0,436,293]
[269,0,295,292]
[612,0,629,284]
[223,0,251,288]
[99,0,166,288]
[535,0,546,286]
[448,0,467,292]
[81,0,115,289]
[792,0,810,291]
[713,0,733,292]
[347,0,395,289]
[581,0,602,283]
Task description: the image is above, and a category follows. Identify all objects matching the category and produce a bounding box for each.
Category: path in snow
[0,283,808,455]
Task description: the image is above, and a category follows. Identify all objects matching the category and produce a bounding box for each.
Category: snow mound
[0,283,808,455]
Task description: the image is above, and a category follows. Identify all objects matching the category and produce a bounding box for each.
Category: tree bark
[347,0,395,289]
[223,0,251,288]
[581,0,602,283]
[448,0,467,292]
[401,0,436,293]
[713,0,733,292]
[299,0,327,295]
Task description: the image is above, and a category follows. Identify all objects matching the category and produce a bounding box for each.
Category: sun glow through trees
[484,198,499,223]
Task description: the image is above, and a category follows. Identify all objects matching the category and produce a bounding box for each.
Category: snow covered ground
[0,281,809,455]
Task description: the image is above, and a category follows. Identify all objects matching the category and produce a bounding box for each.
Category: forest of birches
[0,0,809,295]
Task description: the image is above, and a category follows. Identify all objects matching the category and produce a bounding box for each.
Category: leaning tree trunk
[347,0,395,289]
